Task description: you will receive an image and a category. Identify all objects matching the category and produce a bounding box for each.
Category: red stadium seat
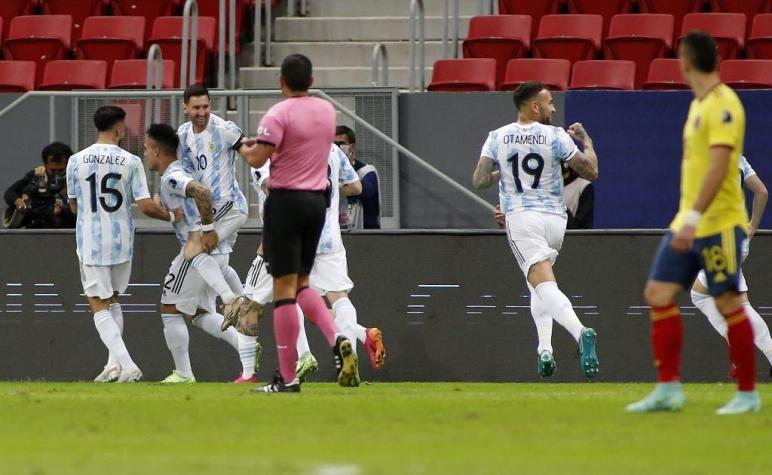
[533,15,603,65]
[566,0,632,36]
[149,16,217,86]
[427,58,496,92]
[0,17,3,51]
[603,14,674,89]
[76,16,145,77]
[0,2,34,42]
[680,13,747,60]
[638,0,700,41]
[462,15,531,88]
[109,0,173,38]
[709,1,769,19]
[642,58,688,90]
[0,60,36,91]
[569,60,635,90]
[500,58,571,91]
[38,59,107,90]
[747,14,772,59]
[41,0,101,42]
[3,15,72,86]
[497,0,557,39]
[720,59,772,89]
[108,59,176,89]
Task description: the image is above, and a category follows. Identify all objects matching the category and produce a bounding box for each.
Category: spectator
[335,125,381,229]
[563,164,594,229]
[3,142,76,229]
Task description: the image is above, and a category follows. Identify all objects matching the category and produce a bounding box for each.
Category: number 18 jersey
[67,143,150,266]
[481,121,578,217]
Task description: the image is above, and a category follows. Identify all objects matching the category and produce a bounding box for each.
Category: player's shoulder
[705,84,744,111]
[177,121,192,135]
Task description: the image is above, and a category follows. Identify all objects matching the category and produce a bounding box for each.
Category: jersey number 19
[507,152,545,193]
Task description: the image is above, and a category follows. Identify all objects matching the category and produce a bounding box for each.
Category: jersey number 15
[86,172,123,213]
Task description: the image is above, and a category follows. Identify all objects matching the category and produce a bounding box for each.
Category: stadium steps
[241,65,435,89]
[307,0,481,17]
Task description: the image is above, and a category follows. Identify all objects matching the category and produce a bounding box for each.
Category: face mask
[339,144,352,157]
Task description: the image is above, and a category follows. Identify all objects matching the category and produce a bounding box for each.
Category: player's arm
[185,180,218,252]
[237,139,273,169]
[472,156,500,189]
[69,197,77,215]
[745,174,768,238]
[137,197,180,223]
[566,123,598,181]
[341,180,362,197]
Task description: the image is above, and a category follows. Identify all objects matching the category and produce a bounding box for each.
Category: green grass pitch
[1,382,771,475]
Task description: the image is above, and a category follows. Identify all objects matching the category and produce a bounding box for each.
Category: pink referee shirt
[256,96,335,191]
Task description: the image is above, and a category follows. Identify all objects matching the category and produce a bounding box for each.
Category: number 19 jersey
[481,122,578,217]
[67,143,150,266]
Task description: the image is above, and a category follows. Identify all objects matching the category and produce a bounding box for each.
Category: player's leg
[100,301,125,379]
[295,304,319,383]
[159,303,195,383]
[690,275,729,340]
[213,204,247,250]
[190,252,238,304]
[528,284,555,378]
[743,300,772,371]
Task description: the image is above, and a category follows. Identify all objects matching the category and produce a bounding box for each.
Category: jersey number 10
[86,172,124,213]
[507,152,545,193]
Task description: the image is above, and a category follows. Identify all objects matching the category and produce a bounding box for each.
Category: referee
[240,54,359,392]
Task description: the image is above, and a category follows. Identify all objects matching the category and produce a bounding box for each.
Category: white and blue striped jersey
[739,155,756,182]
[160,161,231,255]
[318,145,359,255]
[177,113,248,214]
[67,143,150,265]
[481,122,578,218]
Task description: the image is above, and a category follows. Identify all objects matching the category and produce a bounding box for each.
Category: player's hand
[670,225,696,252]
[749,226,757,240]
[14,197,28,209]
[567,122,588,142]
[494,204,505,228]
[201,230,219,253]
[172,208,184,223]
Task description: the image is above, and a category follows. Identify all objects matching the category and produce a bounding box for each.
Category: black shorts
[263,189,327,278]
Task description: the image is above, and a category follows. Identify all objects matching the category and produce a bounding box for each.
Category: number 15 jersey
[481,122,578,218]
[67,143,150,266]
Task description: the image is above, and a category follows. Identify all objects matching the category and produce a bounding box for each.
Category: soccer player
[690,155,772,376]
[144,123,254,383]
[177,84,260,382]
[472,81,600,380]
[68,106,178,383]
[238,53,358,392]
[627,31,760,415]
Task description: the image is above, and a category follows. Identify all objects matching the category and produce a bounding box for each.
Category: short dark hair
[335,125,356,144]
[93,105,126,132]
[280,54,313,91]
[184,83,210,104]
[512,81,548,111]
[146,123,180,157]
[41,142,73,164]
[680,30,718,73]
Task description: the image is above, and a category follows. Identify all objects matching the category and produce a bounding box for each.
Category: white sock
[530,287,554,354]
[243,254,273,305]
[237,332,258,378]
[333,298,366,346]
[191,254,237,304]
[93,310,136,370]
[744,301,772,366]
[161,313,193,378]
[106,303,124,368]
[296,304,311,357]
[192,312,240,350]
[223,265,244,297]
[691,290,728,340]
[534,281,584,342]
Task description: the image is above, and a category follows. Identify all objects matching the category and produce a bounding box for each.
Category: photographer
[3,142,76,229]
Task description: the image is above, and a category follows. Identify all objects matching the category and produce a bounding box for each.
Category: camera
[22,169,68,228]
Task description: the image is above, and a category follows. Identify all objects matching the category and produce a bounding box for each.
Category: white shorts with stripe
[244,254,273,305]
[213,201,247,249]
[310,249,354,294]
[79,261,132,300]
[505,210,566,277]
[161,251,229,315]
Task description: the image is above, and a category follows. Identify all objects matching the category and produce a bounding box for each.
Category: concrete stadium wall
[1,230,771,383]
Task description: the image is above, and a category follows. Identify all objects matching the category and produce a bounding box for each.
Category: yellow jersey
[670,83,748,237]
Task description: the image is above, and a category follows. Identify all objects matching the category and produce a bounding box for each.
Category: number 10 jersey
[67,143,150,266]
[481,121,578,218]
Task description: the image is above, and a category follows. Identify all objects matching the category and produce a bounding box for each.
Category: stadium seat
[642,58,688,90]
[720,59,772,89]
[41,0,101,42]
[709,1,769,19]
[680,13,747,60]
[3,15,72,86]
[109,0,173,38]
[0,2,33,42]
[566,0,632,36]
[427,58,496,92]
[569,60,635,90]
[148,16,217,86]
[0,17,3,52]
[500,58,571,91]
[76,16,145,77]
[38,60,107,90]
[0,60,36,92]
[497,0,557,39]
[462,15,531,88]
[533,15,603,65]
[603,14,674,89]
[747,14,772,59]
[108,59,176,89]
[638,0,700,41]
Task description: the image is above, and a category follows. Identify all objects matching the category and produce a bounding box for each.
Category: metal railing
[180,0,199,88]
[254,0,273,66]
[480,0,496,14]
[287,0,309,17]
[442,0,460,59]
[145,45,165,128]
[371,43,389,86]
[409,0,425,92]
[217,0,237,90]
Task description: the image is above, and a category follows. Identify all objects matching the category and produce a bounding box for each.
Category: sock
[223,265,244,297]
[297,287,339,346]
[530,288,554,354]
[93,310,136,370]
[650,305,683,383]
[237,332,257,379]
[191,253,237,304]
[723,307,756,392]
[243,254,273,305]
[161,313,193,378]
[274,299,300,382]
[106,303,124,368]
[191,312,240,351]
[691,290,729,340]
[296,305,312,357]
[744,302,772,366]
[534,281,583,342]
[332,298,365,349]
